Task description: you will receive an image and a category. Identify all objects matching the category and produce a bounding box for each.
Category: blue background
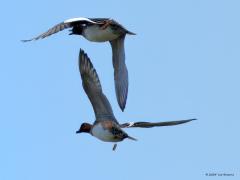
[1,0,239,179]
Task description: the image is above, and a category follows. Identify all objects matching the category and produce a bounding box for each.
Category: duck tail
[127,135,137,141]
[127,30,136,35]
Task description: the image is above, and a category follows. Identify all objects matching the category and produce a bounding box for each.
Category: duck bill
[76,129,81,134]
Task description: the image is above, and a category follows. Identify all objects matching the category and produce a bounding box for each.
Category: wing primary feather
[121,119,197,128]
[110,35,128,111]
[22,17,97,42]
[79,49,117,122]
[21,22,71,42]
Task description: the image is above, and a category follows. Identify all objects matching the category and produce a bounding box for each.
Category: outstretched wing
[22,17,98,42]
[120,119,196,128]
[110,35,128,112]
[79,49,117,122]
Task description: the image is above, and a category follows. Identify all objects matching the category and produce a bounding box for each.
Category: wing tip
[116,86,128,112]
[78,49,100,89]
[178,118,197,124]
[21,39,32,43]
[79,48,92,70]
[79,48,84,56]
[119,102,126,112]
[79,48,89,74]
[188,118,197,121]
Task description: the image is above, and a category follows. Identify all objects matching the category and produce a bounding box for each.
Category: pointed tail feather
[127,135,137,141]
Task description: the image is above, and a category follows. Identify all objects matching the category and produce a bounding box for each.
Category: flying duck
[22,17,135,111]
[76,49,196,151]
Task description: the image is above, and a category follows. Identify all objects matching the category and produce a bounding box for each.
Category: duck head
[76,123,92,133]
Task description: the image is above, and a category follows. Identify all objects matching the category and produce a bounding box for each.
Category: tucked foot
[112,144,117,151]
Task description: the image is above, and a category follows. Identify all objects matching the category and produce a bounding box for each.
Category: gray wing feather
[110,35,128,111]
[79,49,117,122]
[120,119,196,128]
[22,18,98,42]
[22,22,72,42]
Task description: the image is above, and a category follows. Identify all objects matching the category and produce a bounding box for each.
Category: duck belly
[91,123,121,142]
[83,25,119,42]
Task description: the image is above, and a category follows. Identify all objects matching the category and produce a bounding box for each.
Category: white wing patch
[64,17,97,24]
[127,122,135,127]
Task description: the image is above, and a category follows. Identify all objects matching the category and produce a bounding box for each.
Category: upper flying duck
[76,49,196,151]
[22,17,135,111]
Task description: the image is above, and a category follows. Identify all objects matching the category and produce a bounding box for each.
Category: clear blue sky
[1,0,240,179]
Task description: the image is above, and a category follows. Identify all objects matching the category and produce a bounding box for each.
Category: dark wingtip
[181,118,197,124]
[79,48,84,54]
[119,99,126,112]
[120,104,125,112]
[21,39,31,43]
[79,48,86,61]
[118,91,127,112]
